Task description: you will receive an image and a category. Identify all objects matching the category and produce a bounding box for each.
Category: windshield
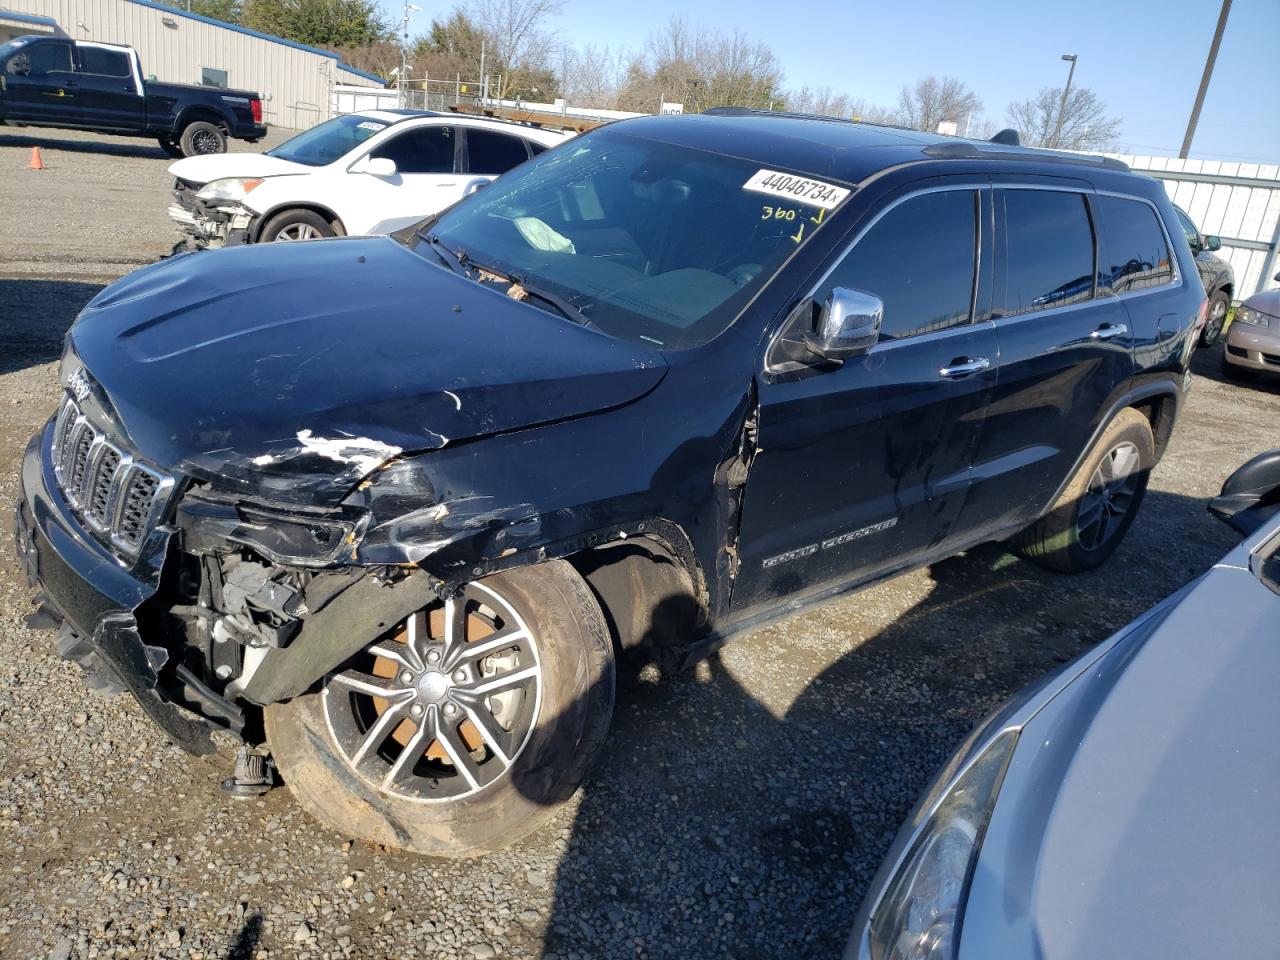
[268,114,389,167]
[413,127,849,348]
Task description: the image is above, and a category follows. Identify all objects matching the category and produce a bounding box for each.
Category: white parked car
[167,109,570,248]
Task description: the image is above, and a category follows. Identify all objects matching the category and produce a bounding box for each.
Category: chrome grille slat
[50,395,175,558]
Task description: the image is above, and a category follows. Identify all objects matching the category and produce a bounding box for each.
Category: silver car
[848,458,1280,960]
[1223,275,1280,379]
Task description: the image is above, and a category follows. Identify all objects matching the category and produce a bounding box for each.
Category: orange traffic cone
[27,146,45,170]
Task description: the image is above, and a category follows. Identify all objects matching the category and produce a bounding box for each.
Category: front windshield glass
[268,114,389,167]
[416,128,849,348]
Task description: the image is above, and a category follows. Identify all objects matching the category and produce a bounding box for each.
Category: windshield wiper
[418,231,465,275]
[466,259,594,329]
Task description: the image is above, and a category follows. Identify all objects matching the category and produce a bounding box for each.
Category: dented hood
[68,237,668,505]
[168,152,312,185]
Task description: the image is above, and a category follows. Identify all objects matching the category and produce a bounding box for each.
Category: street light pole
[1180,0,1232,159]
[1051,54,1077,149]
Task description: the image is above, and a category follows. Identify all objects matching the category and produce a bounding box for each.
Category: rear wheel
[1199,290,1231,347]
[178,120,227,157]
[1018,408,1155,573]
[265,560,615,857]
[259,208,336,243]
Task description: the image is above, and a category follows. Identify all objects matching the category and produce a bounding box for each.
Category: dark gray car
[848,462,1280,960]
[1174,205,1235,346]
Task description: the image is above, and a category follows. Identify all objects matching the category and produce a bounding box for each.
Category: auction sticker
[743,169,851,210]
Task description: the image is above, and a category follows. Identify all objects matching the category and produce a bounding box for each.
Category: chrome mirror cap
[805,286,884,360]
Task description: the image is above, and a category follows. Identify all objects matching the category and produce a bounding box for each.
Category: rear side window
[370,125,455,174]
[466,128,531,174]
[1002,190,1095,315]
[1094,195,1176,294]
[80,46,131,78]
[821,189,977,341]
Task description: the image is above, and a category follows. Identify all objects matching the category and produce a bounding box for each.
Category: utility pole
[1180,0,1232,159]
[400,2,420,108]
[1051,54,1077,149]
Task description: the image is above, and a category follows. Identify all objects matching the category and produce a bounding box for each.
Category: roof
[354,109,571,143]
[0,9,60,28]
[125,0,385,84]
[610,112,1129,185]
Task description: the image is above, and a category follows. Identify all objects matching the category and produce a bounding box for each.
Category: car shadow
[1190,340,1280,396]
[0,131,169,161]
[531,485,1241,959]
[0,277,104,376]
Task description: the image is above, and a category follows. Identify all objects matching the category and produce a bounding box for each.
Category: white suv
[167,110,570,248]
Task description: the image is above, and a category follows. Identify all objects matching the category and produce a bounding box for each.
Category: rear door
[956,182,1135,536]
[1,38,79,124]
[348,123,461,234]
[732,184,998,614]
[72,43,144,130]
[462,125,534,182]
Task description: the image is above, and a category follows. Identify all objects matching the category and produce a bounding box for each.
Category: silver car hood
[960,533,1280,960]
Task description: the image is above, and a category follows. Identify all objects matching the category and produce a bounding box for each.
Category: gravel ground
[1,127,1278,960]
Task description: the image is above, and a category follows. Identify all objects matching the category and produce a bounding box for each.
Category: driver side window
[817,189,978,341]
[370,125,456,174]
[1176,210,1202,251]
[10,41,72,77]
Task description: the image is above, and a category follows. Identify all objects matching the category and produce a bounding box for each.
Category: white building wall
[9,0,380,130]
[1109,154,1280,296]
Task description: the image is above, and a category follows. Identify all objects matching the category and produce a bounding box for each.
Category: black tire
[1199,290,1231,347]
[258,208,336,243]
[265,560,615,857]
[1018,408,1155,573]
[157,137,184,159]
[178,120,227,157]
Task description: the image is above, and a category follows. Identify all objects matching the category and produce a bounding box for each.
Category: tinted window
[821,190,977,341]
[1002,190,1095,314]
[10,41,72,76]
[1093,195,1175,294]
[80,46,131,78]
[371,125,455,174]
[1175,208,1200,249]
[467,128,530,174]
[527,140,548,156]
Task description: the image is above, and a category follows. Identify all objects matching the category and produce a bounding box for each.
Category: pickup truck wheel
[259,209,335,243]
[1199,290,1231,347]
[1018,408,1154,573]
[264,560,615,857]
[157,138,185,159]
[179,120,227,156]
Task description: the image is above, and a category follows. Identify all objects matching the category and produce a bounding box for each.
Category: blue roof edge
[0,9,61,26]
[126,0,386,85]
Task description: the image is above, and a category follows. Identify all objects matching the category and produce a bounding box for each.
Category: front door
[351,124,463,234]
[732,185,997,614]
[73,43,144,130]
[2,38,79,125]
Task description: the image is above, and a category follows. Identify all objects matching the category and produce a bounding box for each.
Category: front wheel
[1199,290,1231,347]
[265,560,615,857]
[1018,408,1155,573]
[258,208,336,243]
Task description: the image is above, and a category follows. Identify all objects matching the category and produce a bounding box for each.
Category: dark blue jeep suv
[13,111,1206,855]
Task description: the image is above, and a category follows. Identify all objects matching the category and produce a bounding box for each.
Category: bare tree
[473,0,564,94]
[559,44,625,108]
[1007,85,1121,151]
[616,17,784,113]
[896,76,982,133]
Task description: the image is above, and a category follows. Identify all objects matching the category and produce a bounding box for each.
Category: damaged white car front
[169,176,264,250]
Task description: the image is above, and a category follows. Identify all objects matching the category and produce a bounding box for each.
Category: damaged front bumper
[14,426,218,754]
[168,180,254,250]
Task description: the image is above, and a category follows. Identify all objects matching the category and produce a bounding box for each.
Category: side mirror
[803,287,883,361]
[1204,235,1222,252]
[355,156,396,177]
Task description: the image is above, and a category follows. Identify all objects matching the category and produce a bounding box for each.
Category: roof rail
[921,140,1130,172]
[700,106,921,133]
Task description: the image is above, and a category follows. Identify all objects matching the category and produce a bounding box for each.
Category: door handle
[939,357,991,379]
[1090,322,1128,340]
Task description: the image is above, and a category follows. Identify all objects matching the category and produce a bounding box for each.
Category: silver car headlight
[1233,306,1273,328]
[195,177,264,203]
[864,730,1018,960]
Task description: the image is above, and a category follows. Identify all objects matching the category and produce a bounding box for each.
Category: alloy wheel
[192,129,222,154]
[1204,297,1228,342]
[322,581,542,802]
[1077,441,1141,551]
[275,223,322,241]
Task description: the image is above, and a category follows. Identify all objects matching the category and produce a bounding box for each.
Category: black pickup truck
[0,35,266,156]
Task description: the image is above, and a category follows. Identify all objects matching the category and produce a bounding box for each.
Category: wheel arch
[174,105,231,134]
[250,201,347,242]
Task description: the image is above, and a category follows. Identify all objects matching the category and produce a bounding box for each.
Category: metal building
[4,0,382,129]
